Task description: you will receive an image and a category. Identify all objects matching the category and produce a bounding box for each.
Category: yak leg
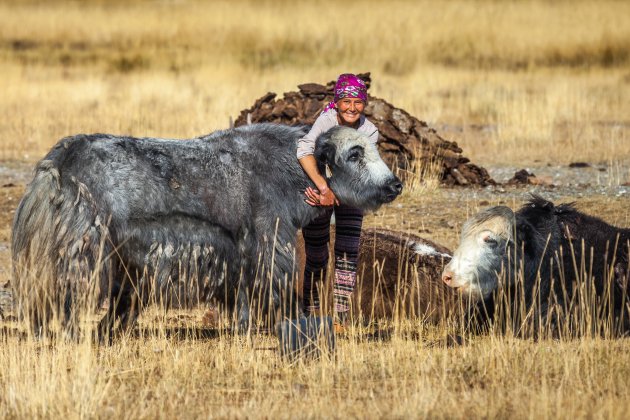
[233,238,301,332]
[61,285,84,342]
[62,267,103,341]
[97,278,143,344]
[235,285,251,333]
[247,247,298,329]
[27,306,52,339]
[268,240,303,323]
[18,272,88,341]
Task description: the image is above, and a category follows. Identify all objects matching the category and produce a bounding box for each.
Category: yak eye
[347,146,364,163]
[484,236,498,247]
[481,232,498,247]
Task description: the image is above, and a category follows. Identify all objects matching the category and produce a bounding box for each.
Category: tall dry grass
[2,331,630,418]
[0,0,628,165]
[3,235,630,418]
[4,179,630,418]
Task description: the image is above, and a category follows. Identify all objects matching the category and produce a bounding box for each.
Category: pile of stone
[234,73,494,186]
[507,169,553,187]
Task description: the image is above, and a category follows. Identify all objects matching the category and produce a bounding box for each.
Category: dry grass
[0,0,629,164]
[2,262,630,418]
[2,191,629,419]
[2,328,630,418]
[4,207,630,419]
[1,0,630,418]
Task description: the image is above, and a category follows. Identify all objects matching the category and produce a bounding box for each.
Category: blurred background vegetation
[0,0,629,164]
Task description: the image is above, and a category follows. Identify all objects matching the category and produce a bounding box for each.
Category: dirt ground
[0,168,24,288]
[1,159,629,317]
[368,161,630,249]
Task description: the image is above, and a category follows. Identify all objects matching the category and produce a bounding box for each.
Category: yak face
[442,206,517,300]
[314,126,402,211]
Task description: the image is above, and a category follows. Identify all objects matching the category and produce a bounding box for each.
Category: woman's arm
[298,155,328,191]
[363,119,380,144]
[298,155,338,206]
[296,112,339,206]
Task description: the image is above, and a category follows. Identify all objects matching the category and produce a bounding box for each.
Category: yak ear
[515,218,539,259]
[314,141,336,165]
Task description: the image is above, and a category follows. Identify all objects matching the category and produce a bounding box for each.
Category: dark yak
[442,195,630,336]
[201,228,454,328]
[294,228,454,322]
[352,228,454,321]
[11,124,402,339]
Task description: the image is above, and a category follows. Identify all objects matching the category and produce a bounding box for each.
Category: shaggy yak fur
[11,124,402,339]
[295,228,455,322]
[443,195,630,336]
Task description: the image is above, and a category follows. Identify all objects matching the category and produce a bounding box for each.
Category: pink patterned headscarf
[322,73,368,114]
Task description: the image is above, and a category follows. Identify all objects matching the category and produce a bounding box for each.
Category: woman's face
[336,97,365,126]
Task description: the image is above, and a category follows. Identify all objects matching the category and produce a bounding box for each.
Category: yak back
[555,201,630,260]
[354,228,455,321]
[552,197,630,297]
[41,124,311,248]
[514,194,630,305]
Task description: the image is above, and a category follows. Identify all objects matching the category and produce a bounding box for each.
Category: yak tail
[11,158,111,337]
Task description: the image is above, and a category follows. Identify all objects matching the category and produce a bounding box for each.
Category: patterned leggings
[302,204,363,315]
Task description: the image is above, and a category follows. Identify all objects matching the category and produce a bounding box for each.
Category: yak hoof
[276,316,335,360]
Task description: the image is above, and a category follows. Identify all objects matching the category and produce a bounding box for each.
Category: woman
[297,73,379,330]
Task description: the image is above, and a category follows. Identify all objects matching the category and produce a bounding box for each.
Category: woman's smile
[337,98,365,126]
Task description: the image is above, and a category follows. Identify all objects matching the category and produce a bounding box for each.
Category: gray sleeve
[368,126,379,144]
[364,120,379,144]
[296,113,334,159]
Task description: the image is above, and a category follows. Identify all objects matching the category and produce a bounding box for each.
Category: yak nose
[388,178,403,196]
[442,270,454,286]
[392,181,403,194]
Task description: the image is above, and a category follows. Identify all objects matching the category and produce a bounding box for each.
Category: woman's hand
[304,186,339,207]
[297,155,339,206]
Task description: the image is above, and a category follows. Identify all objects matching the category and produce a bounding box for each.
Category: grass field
[1,0,630,418]
[1,0,629,165]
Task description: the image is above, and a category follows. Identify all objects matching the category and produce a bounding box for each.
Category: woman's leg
[302,208,333,314]
[332,204,363,320]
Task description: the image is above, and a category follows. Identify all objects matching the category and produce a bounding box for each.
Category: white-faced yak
[443,195,630,337]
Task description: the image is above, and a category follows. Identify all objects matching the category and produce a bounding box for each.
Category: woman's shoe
[333,321,347,334]
[333,311,349,334]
